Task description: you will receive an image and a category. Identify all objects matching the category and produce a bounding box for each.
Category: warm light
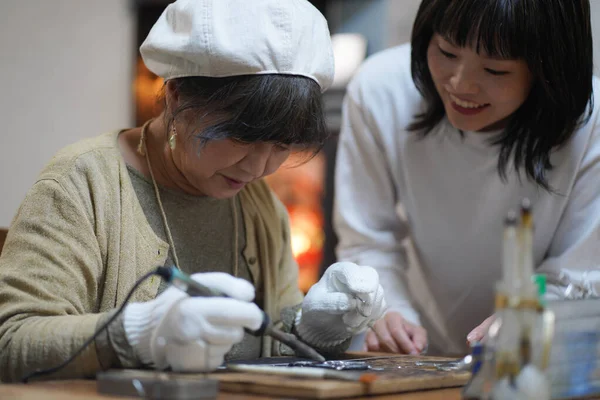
[289,209,324,256]
[287,207,325,292]
[264,153,325,293]
[291,229,312,258]
[133,57,165,125]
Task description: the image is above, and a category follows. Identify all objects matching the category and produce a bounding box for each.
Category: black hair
[165,74,328,155]
[409,0,593,190]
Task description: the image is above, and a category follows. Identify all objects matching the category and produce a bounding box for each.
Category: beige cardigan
[0,131,304,382]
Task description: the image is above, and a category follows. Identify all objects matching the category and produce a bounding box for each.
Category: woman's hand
[123,272,263,372]
[466,315,495,345]
[296,262,386,347]
[364,311,427,354]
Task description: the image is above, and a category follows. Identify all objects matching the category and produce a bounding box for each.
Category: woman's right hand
[123,272,263,372]
[363,311,427,355]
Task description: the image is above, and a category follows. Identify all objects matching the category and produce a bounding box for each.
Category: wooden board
[211,354,471,399]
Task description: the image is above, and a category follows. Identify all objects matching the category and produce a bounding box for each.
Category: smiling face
[426,34,533,132]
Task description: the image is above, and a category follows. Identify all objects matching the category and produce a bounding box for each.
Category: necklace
[137,119,240,276]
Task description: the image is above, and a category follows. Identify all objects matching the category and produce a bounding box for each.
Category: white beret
[140,0,335,92]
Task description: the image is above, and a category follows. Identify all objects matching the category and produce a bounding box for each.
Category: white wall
[0,0,134,226]
[385,0,421,49]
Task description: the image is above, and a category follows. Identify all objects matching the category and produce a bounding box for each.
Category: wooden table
[0,352,466,399]
[0,380,462,400]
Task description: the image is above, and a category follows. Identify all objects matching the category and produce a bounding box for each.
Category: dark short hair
[409,0,593,190]
[165,74,328,154]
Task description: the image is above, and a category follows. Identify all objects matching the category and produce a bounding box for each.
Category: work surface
[213,354,469,398]
[1,380,462,400]
[0,353,468,399]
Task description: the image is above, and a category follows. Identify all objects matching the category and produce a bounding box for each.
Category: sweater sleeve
[0,179,109,382]
[333,92,421,326]
[95,310,141,369]
[538,119,600,299]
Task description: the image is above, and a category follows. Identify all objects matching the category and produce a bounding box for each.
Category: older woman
[0,0,385,382]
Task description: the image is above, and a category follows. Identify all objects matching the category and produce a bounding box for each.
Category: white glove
[295,262,386,348]
[123,272,263,372]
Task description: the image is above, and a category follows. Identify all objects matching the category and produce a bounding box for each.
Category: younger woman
[335,0,599,355]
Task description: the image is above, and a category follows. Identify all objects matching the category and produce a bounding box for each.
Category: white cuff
[123,301,159,366]
[294,309,350,349]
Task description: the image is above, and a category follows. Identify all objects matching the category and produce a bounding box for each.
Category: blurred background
[2,0,600,293]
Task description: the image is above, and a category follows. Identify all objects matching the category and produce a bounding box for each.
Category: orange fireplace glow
[265,154,325,293]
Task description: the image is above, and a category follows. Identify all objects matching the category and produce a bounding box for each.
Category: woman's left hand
[295,262,386,347]
[467,315,495,345]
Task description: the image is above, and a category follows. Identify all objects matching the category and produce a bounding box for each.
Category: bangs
[433,0,530,60]
[221,76,325,149]
[187,75,327,151]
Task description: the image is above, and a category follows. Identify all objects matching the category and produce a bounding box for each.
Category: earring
[168,125,177,150]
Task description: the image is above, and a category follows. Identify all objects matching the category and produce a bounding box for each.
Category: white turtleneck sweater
[334,43,600,355]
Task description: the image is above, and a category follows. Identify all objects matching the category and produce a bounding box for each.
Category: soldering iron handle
[157,267,272,336]
[185,279,272,336]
